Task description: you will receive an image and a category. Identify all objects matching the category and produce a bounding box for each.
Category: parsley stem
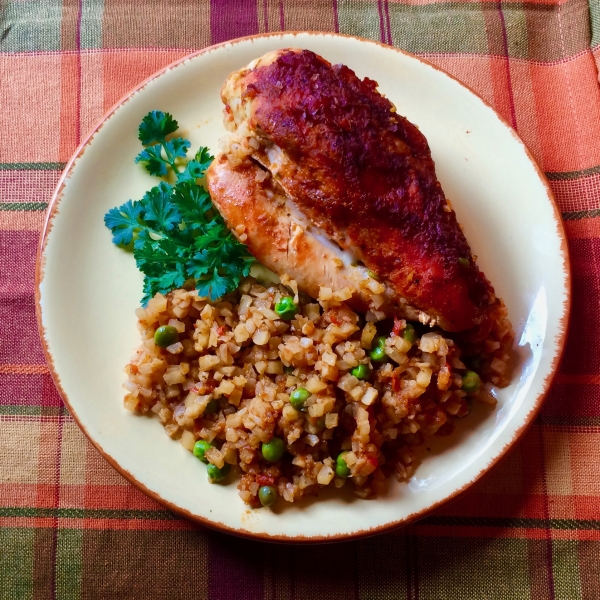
[162,145,180,176]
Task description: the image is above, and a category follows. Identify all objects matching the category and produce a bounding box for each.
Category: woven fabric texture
[1,0,600,598]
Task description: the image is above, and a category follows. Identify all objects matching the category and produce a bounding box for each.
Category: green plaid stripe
[546,165,600,180]
[80,0,105,49]
[0,406,69,416]
[338,0,384,44]
[0,0,591,61]
[1,526,598,599]
[56,529,83,600]
[562,209,600,220]
[0,1,62,52]
[4,507,600,528]
[553,540,584,600]
[414,537,531,599]
[0,203,48,211]
[590,0,600,47]
[0,162,66,170]
[0,529,34,599]
[0,508,180,520]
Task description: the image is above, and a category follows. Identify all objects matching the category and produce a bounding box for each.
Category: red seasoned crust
[240,50,497,332]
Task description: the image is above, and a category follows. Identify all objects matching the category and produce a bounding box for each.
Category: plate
[36,32,570,542]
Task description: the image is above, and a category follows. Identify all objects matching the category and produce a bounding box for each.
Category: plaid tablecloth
[2,0,600,598]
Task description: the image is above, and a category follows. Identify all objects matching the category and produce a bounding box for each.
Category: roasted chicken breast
[207,49,507,336]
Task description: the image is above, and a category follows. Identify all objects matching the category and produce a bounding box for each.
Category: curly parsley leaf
[138,111,179,145]
[141,265,187,306]
[104,200,144,246]
[194,147,213,168]
[195,268,231,301]
[105,111,255,306]
[164,138,191,159]
[172,182,214,231]
[177,146,214,183]
[188,229,254,296]
[139,182,180,234]
[135,145,169,177]
[134,232,182,274]
[135,137,190,177]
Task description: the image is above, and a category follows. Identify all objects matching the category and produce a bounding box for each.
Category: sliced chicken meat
[207,48,507,336]
[208,157,428,322]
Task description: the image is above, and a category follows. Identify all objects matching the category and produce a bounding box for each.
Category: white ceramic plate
[37,32,570,542]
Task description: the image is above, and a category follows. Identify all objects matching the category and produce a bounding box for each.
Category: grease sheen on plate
[37,33,570,541]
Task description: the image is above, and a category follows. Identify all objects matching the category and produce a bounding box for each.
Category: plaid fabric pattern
[1,0,599,597]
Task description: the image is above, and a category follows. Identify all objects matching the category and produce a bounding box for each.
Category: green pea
[204,399,219,414]
[335,452,351,478]
[207,462,231,482]
[403,323,416,344]
[462,371,482,393]
[458,257,470,267]
[193,440,212,463]
[284,365,295,375]
[373,336,387,348]
[258,485,278,507]
[154,325,179,348]
[369,345,387,363]
[262,437,285,462]
[290,387,310,410]
[274,296,298,320]
[350,364,371,380]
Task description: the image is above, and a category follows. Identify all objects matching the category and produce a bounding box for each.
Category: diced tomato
[216,325,226,336]
[326,307,357,326]
[328,310,342,325]
[256,474,275,487]
[392,317,404,337]
[367,456,379,469]
[391,371,401,393]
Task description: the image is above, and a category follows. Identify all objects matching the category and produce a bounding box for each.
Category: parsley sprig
[134,111,213,183]
[104,111,254,305]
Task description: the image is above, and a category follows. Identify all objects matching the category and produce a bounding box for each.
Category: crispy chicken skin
[208,49,504,334]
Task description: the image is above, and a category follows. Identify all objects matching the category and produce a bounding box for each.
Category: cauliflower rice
[123,277,514,506]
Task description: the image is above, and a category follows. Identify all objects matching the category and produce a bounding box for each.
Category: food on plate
[107,47,514,509]
[125,280,506,505]
[208,48,505,336]
[104,111,254,305]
